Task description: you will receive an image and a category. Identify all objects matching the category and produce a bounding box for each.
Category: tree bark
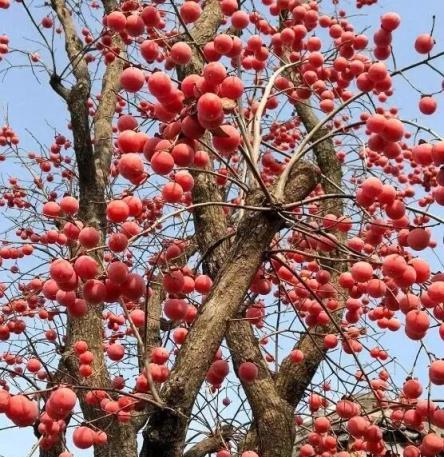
[182,425,234,457]
[46,0,140,455]
[141,163,319,457]
[228,322,295,457]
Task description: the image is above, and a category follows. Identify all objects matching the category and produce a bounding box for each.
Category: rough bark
[141,163,319,457]
[46,0,139,456]
[228,322,295,457]
[182,425,234,457]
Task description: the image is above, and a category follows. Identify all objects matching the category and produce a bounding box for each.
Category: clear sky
[1,0,444,456]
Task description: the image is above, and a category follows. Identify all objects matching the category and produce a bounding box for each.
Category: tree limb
[183,425,234,457]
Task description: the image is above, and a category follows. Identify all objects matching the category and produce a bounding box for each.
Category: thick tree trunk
[141,164,318,457]
[141,201,282,457]
[190,169,297,456]
[94,423,138,457]
[46,0,140,455]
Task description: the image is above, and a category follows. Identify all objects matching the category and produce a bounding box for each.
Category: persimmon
[415,34,434,54]
[73,426,96,449]
[120,68,145,93]
[238,362,258,383]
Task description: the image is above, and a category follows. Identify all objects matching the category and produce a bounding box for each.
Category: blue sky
[1,0,444,456]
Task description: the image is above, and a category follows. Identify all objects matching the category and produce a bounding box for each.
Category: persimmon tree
[1,0,444,456]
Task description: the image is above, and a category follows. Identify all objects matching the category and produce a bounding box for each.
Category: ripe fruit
[174,171,194,192]
[194,275,212,294]
[164,298,187,321]
[419,96,437,115]
[79,227,100,248]
[231,10,249,29]
[107,200,130,223]
[404,446,420,457]
[413,143,433,165]
[108,233,128,252]
[126,15,144,37]
[117,115,138,132]
[212,125,241,155]
[203,62,227,84]
[83,279,106,304]
[402,378,423,399]
[163,270,185,293]
[148,72,172,98]
[162,182,183,204]
[220,76,244,99]
[118,153,144,181]
[74,255,98,280]
[107,11,126,32]
[289,349,304,363]
[422,433,443,455]
[121,273,146,300]
[43,202,61,218]
[323,334,338,349]
[217,450,232,457]
[107,261,129,284]
[197,93,223,122]
[171,143,194,166]
[430,360,444,385]
[107,343,125,361]
[214,34,233,55]
[6,395,38,426]
[361,177,383,196]
[151,347,169,364]
[428,282,444,303]
[74,341,88,354]
[314,416,331,433]
[347,415,369,438]
[173,327,188,344]
[79,364,93,377]
[381,118,404,142]
[120,67,145,93]
[170,42,192,65]
[351,261,373,282]
[238,362,258,383]
[73,426,96,449]
[380,12,401,32]
[368,62,387,82]
[180,1,201,23]
[415,34,434,54]
[151,151,174,175]
[50,259,74,284]
[47,387,77,419]
[366,279,386,298]
[407,228,430,251]
[27,358,42,373]
[140,39,159,62]
[336,399,358,419]
[382,254,407,278]
[0,390,10,413]
[60,196,79,215]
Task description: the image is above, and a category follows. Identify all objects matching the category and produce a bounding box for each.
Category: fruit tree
[0,0,444,457]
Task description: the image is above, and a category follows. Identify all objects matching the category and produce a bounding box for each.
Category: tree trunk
[141,163,318,457]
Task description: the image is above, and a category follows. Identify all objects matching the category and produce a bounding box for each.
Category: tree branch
[183,425,234,457]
